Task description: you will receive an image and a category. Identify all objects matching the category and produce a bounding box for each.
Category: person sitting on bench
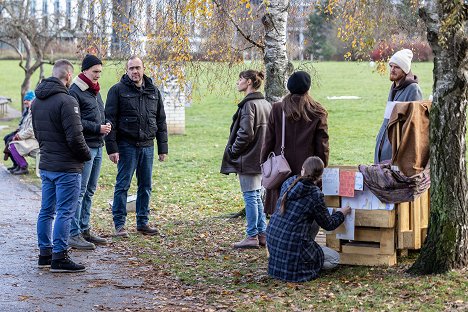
[3,91,33,171]
[8,91,39,175]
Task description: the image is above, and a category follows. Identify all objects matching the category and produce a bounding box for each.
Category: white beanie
[389,49,413,74]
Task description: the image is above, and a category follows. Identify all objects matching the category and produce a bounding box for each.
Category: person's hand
[158,154,167,162]
[338,205,352,216]
[109,153,119,164]
[100,123,112,135]
[12,134,20,141]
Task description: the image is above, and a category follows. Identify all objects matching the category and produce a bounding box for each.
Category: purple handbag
[261,111,292,189]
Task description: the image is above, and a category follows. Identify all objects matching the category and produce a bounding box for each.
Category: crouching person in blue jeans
[32,60,91,272]
[267,156,351,282]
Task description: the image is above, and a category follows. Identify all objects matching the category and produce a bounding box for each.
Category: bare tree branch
[212,0,265,51]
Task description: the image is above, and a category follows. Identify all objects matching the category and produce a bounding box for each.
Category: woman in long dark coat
[260,71,329,215]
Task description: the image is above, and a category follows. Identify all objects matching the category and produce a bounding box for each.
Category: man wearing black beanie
[68,54,110,250]
[81,54,103,72]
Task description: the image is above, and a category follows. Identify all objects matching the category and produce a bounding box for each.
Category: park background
[1,59,467,310]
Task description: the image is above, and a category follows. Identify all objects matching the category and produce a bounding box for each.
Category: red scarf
[78,73,100,95]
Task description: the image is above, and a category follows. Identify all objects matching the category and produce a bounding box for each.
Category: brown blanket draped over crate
[358,162,430,203]
[387,100,432,177]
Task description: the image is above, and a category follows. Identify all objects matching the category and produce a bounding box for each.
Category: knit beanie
[81,54,102,72]
[389,49,413,74]
[24,90,35,101]
[287,71,311,95]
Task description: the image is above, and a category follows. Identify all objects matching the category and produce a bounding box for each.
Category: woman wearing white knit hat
[374,48,423,164]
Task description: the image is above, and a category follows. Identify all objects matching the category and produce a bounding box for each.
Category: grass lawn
[1,60,466,311]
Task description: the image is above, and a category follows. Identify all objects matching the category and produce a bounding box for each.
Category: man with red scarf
[68,54,111,250]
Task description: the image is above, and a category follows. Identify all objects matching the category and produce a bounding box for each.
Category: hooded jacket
[220,92,272,174]
[105,74,168,155]
[69,76,106,148]
[266,176,345,282]
[32,77,91,172]
[374,74,423,164]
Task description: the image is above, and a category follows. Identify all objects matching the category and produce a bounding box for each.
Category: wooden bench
[0,97,11,116]
[27,149,40,178]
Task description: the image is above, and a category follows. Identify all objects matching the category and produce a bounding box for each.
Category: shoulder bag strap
[281,111,286,155]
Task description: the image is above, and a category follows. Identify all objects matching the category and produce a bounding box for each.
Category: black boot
[38,248,52,269]
[50,250,86,273]
[7,165,18,172]
[12,166,29,175]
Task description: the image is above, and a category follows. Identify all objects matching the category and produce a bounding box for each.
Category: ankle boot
[68,234,96,250]
[7,165,18,172]
[50,250,86,273]
[38,248,52,268]
[258,233,267,247]
[12,166,28,175]
[233,236,260,249]
[82,229,108,245]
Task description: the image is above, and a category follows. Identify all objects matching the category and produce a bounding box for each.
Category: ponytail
[280,156,324,215]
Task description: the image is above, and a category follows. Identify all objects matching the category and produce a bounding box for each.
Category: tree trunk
[262,0,293,103]
[39,63,45,85]
[410,0,468,274]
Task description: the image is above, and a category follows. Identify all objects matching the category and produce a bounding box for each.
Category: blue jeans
[70,147,102,236]
[244,189,267,237]
[37,170,81,253]
[112,141,154,229]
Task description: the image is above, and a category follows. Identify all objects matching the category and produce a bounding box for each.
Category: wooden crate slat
[411,198,422,249]
[355,209,395,228]
[353,227,381,242]
[325,234,341,251]
[342,242,381,255]
[400,231,415,249]
[397,202,410,249]
[324,196,340,208]
[340,253,397,266]
[420,190,430,228]
[379,228,396,255]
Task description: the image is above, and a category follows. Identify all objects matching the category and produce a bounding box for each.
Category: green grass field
[2,60,466,311]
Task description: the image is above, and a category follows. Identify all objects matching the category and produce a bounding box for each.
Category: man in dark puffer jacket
[68,54,110,250]
[105,56,168,237]
[32,59,91,273]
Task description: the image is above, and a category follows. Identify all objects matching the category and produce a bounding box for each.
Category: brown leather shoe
[233,236,259,249]
[114,227,129,238]
[258,233,266,247]
[137,224,159,236]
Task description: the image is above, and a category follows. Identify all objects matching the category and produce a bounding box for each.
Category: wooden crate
[324,165,430,266]
[397,190,430,250]
[326,209,397,266]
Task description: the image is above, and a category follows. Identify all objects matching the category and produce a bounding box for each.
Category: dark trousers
[3,131,17,165]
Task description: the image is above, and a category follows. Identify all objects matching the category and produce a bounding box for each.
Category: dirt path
[0,165,210,312]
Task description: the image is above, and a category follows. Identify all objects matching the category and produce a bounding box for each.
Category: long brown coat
[260,101,329,214]
[388,100,431,177]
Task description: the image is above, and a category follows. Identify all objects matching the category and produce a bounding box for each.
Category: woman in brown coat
[221,70,272,249]
[260,71,329,215]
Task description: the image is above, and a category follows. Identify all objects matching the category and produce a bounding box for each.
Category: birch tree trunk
[262,0,292,103]
[410,0,468,274]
